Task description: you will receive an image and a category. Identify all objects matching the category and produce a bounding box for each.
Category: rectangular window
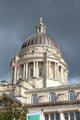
[70,112,74,120]
[39,68,43,77]
[30,69,33,77]
[50,114,54,120]
[76,112,80,120]
[45,114,49,120]
[64,113,68,120]
[56,113,60,120]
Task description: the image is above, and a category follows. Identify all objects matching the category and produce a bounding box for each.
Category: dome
[21,33,58,49]
[21,17,58,50]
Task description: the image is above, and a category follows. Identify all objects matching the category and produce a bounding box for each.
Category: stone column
[55,62,57,79]
[10,67,12,84]
[17,66,20,81]
[54,114,56,120]
[74,112,76,120]
[49,114,50,120]
[46,60,48,78]
[36,61,39,78]
[33,62,36,77]
[23,64,26,79]
[41,111,45,120]
[48,61,50,78]
[65,72,68,85]
[68,113,70,120]
[26,63,28,80]
[57,64,59,80]
[14,66,17,84]
[60,112,64,120]
[56,63,58,80]
[61,67,64,83]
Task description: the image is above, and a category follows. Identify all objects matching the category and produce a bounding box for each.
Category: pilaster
[60,112,64,120]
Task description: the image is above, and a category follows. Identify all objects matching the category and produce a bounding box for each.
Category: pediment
[0,98,12,107]
[0,94,20,108]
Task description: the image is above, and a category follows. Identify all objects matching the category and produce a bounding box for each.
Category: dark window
[50,114,54,120]
[12,66,14,80]
[56,113,60,120]
[32,50,34,54]
[31,94,38,104]
[76,112,80,120]
[68,91,75,101]
[39,27,41,32]
[30,69,33,77]
[39,68,43,77]
[45,114,49,120]
[49,93,56,102]
[31,39,34,45]
[70,112,74,120]
[64,113,68,120]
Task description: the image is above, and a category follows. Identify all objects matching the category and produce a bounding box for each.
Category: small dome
[21,33,58,49]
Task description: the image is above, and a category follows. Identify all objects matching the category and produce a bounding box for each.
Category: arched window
[31,94,38,104]
[49,93,56,102]
[68,91,75,101]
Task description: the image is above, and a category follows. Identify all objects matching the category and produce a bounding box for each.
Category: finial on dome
[36,17,46,34]
[40,17,43,24]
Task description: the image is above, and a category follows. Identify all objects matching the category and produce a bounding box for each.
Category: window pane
[50,114,54,120]
[45,114,49,120]
[56,113,60,120]
[64,113,68,120]
[76,112,80,120]
[50,93,56,102]
[70,112,74,120]
[31,94,38,104]
[68,92,75,101]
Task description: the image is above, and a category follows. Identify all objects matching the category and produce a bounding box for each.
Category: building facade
[0,18,80,120]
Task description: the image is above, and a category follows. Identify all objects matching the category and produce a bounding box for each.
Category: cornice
[25,100,80,108]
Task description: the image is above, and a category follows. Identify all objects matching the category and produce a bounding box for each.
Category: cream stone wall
[27,102,80,120]
[12,84,80,104]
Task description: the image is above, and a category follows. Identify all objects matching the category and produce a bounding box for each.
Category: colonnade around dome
[10,44,68,88]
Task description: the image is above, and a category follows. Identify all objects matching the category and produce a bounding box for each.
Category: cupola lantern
[36,17,46,34]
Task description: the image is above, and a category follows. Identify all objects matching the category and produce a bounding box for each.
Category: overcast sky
[0,0,80,84]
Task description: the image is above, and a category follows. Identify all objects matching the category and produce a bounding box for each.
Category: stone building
[0,18,80,120]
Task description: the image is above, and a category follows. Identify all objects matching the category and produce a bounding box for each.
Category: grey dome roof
[21,33,58,49]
